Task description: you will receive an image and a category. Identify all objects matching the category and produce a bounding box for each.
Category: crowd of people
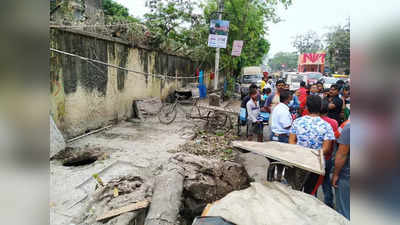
[240,76,351,220]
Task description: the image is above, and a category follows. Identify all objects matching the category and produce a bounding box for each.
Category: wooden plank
[232,141,325,175]
[96,200,150,221]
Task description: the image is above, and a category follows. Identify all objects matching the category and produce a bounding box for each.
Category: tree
[292,30,323,54]
[324,20,350,74]
[138,0,293,78]
[102,0,139,23]
[268,51,298,72]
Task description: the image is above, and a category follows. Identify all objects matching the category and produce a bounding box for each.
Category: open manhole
[52,146,104,167]
[62,154,98,167]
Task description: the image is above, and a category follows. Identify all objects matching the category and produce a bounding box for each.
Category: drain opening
[63,155,98,167]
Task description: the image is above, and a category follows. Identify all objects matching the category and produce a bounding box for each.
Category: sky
[265,0,350,57]
[114,0,400,58]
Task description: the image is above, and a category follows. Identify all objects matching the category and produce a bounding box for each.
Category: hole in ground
[62,155,98,167]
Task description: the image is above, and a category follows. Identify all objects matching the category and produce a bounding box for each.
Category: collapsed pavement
[50,96,344,225]
[50,97,256,225]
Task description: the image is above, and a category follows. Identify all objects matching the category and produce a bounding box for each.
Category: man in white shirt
[270,90,292,143]
[246,89,262,142]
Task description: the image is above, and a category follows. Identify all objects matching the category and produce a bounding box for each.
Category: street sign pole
[214,0,223,90]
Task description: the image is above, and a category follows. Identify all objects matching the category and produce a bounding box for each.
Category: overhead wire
[49,22,140,29]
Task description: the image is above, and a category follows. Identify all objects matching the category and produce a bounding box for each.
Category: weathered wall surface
[50,28,214,138]
[51,0,104,26]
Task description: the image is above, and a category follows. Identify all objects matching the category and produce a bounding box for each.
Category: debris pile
[73,175,153,225]
[173,129,240,161]
[170,153,251,222]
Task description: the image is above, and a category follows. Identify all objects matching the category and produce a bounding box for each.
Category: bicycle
[158,93,202,124]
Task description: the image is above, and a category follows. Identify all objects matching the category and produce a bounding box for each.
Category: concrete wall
[50,28,214,138]
[51,0,104,25]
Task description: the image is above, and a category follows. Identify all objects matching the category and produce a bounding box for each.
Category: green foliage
[225,75,236,98]
[143,1,199,49]
[292,30,323,54]
[268,51,298,72]
[216,131,225,136]
[324,20,350,74]
[50,0,57,12]
[102,0,139,23]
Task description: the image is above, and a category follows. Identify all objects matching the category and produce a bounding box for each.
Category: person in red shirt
[302,83,320,116]
[298,81,308,115]
[311,99,339,208]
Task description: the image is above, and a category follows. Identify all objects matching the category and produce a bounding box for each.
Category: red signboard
[299,53,326,65]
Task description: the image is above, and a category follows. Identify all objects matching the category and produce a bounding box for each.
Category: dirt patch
[171,128,241,161]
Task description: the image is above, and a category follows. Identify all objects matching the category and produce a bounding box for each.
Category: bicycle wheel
[206,111,228,129]
[158,103,177,124]
[188,104,201,119]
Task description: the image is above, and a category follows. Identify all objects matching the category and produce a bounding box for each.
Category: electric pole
[214,0,224,90]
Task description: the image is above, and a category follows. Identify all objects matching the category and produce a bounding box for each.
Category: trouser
[268,133,289,180]
[322,158,334,207]
[270,132,289,143]
[335,176,350,220]
[303,173,320,194]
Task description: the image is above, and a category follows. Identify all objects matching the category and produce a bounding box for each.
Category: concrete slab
[233,141,325,175]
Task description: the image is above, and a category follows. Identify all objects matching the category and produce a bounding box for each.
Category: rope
[50,48,204,80]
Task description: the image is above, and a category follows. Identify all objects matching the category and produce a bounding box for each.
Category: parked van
[239,66,263,99]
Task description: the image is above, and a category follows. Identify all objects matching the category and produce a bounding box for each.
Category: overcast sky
[114,0,400,58]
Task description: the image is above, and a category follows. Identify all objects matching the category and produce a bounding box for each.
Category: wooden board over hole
[232,141,325,175]
[96,200,150,221]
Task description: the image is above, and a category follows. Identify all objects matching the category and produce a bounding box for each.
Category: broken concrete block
[237,153,270,182]
[137,98,162,116]
[145,164,184,225]
[206,182,350,225]
[50,115,66,158]
[170,153,250,221]
[209,93,221,106]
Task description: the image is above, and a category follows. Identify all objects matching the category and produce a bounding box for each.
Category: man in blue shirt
[289,95,335,194]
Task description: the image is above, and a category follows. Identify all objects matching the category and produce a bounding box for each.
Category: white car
[321,77,339,89]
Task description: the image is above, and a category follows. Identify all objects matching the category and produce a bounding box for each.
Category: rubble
[170,153,251,222]
[172,128,241,161]
[72,175,153,225]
